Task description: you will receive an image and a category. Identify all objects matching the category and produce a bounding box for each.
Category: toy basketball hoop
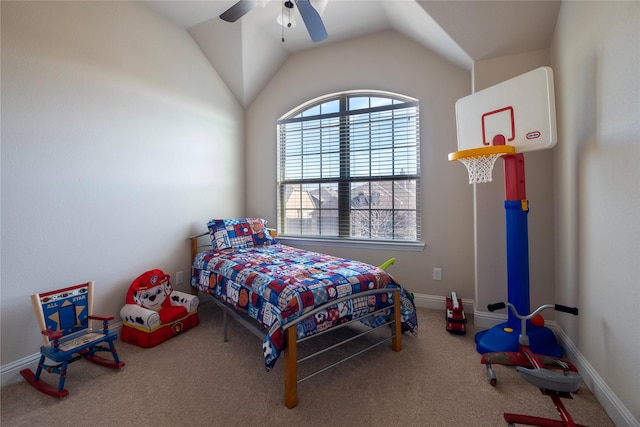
[450,67,557,185]
[450,67,564,357]
[449,145,516,184]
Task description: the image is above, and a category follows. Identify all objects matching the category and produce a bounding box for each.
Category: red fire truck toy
[446,291,467,334]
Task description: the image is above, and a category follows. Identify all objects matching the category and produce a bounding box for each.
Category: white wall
[1,1,244,375]
[551,1,640,424]
[245,30,473,301]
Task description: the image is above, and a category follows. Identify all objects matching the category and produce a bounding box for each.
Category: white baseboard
[412,292,475,313]
[552,324,639,427]
[0,353,41,389]
[473,309,507,329]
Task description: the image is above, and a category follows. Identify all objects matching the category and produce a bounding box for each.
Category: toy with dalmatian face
[126,269,187,324]
[127,269,171,309]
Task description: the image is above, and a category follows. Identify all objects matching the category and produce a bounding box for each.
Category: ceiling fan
[220,0,328,43]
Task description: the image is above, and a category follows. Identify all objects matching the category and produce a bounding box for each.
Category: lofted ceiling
[143,0,561,107]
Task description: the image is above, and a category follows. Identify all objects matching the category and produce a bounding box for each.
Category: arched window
[277,91,421,243]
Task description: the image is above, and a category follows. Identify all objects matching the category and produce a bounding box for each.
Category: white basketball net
[458,153,503,184]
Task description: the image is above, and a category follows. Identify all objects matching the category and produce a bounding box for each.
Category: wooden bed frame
[189,232,403,409]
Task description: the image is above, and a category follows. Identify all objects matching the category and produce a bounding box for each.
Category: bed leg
[392,292,402,352]
[223,311,228,342]
[283,326,298,409]
[190,236,198,295]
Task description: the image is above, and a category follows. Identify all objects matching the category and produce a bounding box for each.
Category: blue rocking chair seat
[20,281,125,398]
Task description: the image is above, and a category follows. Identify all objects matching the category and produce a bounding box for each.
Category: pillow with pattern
[207,218,277,251]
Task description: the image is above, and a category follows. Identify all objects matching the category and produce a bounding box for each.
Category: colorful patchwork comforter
[190,243,418,370]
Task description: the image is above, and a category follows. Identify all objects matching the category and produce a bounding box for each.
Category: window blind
[277,94,421,242]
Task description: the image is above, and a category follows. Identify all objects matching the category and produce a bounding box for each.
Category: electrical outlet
[176,271,184,285]
[433,267,442,281]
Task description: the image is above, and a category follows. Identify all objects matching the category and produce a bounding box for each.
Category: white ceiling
[143,0,561,107]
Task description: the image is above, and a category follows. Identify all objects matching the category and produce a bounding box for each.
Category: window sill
[276,236,425,252]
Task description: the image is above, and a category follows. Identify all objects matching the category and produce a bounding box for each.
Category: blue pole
[475,154,562,357]
[504,200,530,330]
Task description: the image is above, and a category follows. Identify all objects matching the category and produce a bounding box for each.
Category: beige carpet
[1,299,614,426]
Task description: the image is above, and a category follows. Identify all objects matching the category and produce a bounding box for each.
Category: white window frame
[277,91,422,249]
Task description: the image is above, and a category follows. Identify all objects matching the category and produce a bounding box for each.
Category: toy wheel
[486,364,497,386]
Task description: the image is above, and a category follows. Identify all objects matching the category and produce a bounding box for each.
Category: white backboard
[455,66,557,153]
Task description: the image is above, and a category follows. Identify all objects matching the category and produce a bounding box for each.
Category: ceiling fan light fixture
[311,0,328,16]
[277,1,297,28]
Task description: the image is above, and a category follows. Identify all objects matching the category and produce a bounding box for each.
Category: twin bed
[189,218,418,408]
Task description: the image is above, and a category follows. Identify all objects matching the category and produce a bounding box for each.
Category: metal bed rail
[204,286,401,354]
[199,288,403,408]
[281,288,402,384]
[207,294,266,342]
[295,306,397,384]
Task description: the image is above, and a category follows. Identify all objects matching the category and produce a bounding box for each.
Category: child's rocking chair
[20,281,125,398]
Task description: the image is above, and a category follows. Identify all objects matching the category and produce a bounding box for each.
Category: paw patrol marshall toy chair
[120,269,199,348]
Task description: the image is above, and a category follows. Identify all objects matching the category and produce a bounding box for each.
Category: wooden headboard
[189,232,212,263]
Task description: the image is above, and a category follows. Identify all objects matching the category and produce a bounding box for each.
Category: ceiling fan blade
[220,0,259,23]
[295,0,328,42]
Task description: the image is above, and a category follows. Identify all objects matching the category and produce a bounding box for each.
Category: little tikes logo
[526,131,541,139]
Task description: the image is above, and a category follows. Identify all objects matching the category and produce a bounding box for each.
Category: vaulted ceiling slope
[143,1,561,108]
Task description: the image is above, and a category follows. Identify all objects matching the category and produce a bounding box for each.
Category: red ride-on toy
[481,302,583,427]
[446,291,467,334]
